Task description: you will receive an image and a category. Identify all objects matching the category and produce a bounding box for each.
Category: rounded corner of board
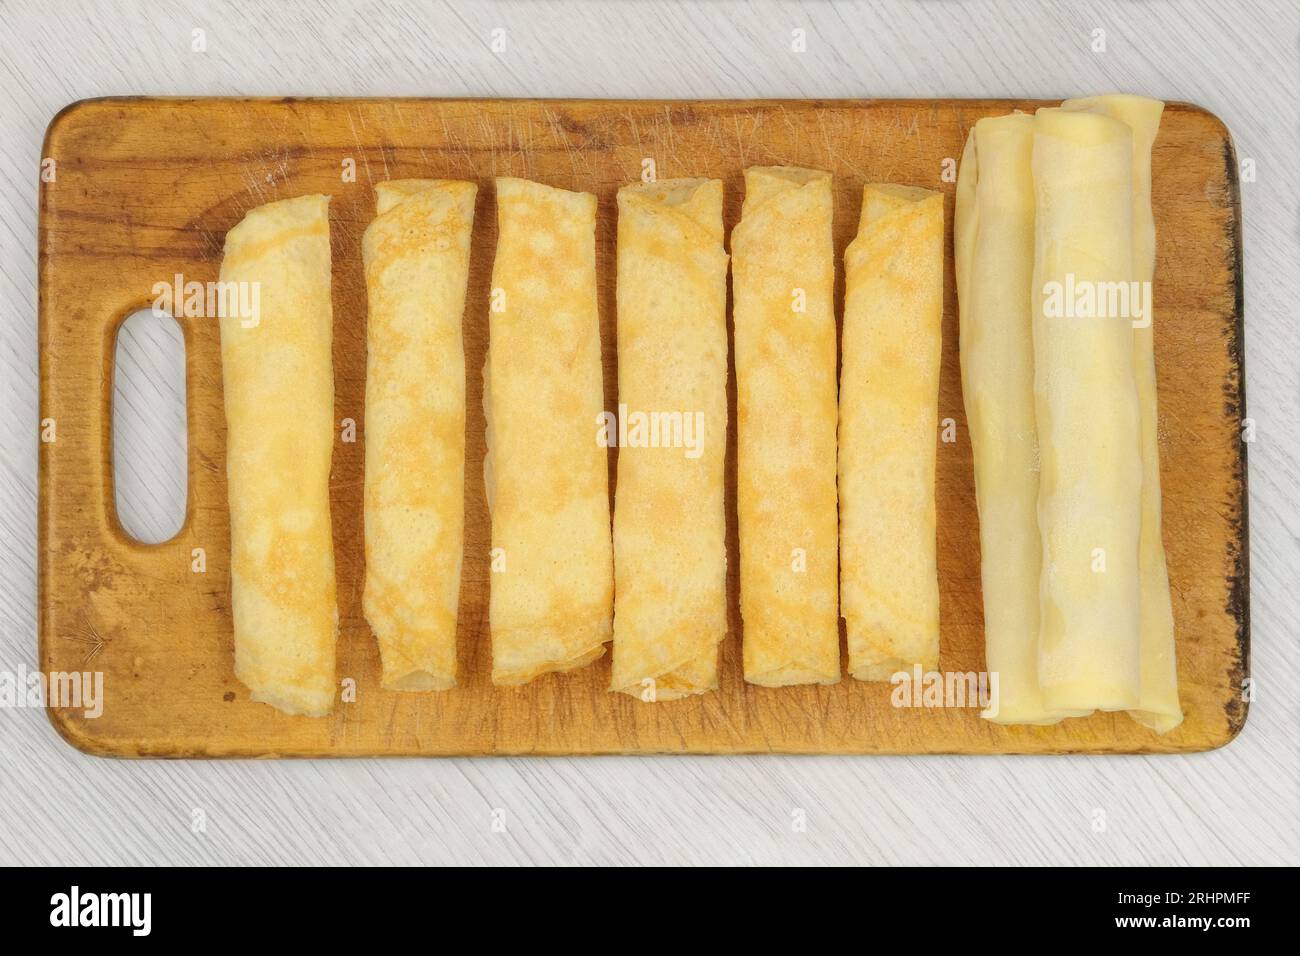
[43,706,132,759]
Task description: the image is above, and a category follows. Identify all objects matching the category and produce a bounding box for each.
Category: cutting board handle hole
[112,307,188,544]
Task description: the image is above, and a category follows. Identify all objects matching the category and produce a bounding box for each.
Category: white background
[1,0,1296,865]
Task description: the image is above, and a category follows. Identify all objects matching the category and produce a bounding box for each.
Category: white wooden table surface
[2,0,1297,866]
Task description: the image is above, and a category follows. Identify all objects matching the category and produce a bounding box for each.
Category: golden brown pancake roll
[732,166,840,687]
[484,177,614,685]
[839,184,943,682]
[219,193,337,716]
[362,179,476,691]
[610,178,729,701]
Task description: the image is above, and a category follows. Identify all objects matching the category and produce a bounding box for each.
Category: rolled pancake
[610,179,728,701]
[218,194,337,716]
[485,177,614,685]
[362,179,476,691]
[1031,109,1143,713]
[956,116,1075,724]
[839,184,943,681]
[1063,95,1181,733]
[732,166,840,686]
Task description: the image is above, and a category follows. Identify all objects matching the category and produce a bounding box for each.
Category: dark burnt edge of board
[1219,131,1250,743]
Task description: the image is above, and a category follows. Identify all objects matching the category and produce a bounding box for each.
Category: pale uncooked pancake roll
[840,184,943,681]
[362,180,476,691]
[610,179,728,700]
[1032,108,1143,713]
[732,166,840,686]
[1063,96,1181,733]
[484,177,614,685]
[219,194,337,716]
[956,115,1073,724]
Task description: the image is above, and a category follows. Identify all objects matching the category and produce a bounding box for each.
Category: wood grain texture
[3,0,1297,866]
[38,96,1245,756]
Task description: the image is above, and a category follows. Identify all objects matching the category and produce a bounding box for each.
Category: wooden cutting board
[37,98,1248,756]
